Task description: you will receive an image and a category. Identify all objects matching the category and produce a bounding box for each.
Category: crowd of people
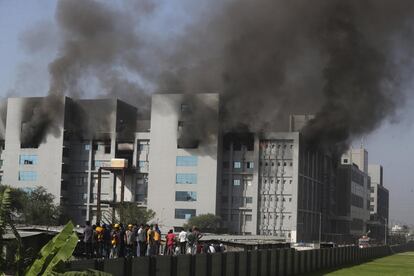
[81,221,224,259]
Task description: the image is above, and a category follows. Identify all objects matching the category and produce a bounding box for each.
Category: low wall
[65,243,414,276]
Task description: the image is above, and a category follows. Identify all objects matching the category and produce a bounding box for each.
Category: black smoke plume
[18,0,414,151]
[161,0,414,152]
[20,0,152,145]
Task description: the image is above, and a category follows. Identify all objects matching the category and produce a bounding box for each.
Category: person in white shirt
[136,224,146,256]
[178,229,187,254]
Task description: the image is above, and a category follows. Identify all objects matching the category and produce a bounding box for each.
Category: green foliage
[0,187,11,236]
[22,186,61,225]
[183,213,222,233]
[115,202,155,225]
[25,221,78,276]
[0,187,12,270]
[0,185,62,225]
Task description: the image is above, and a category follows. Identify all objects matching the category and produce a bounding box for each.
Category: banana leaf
[25,221,79,276]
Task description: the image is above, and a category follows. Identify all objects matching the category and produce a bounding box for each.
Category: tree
[183,213,222,233]
[115,203,155,225]
[21,187,61,226]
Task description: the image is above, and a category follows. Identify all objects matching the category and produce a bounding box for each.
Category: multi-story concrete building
[0,94,386,244]
[367,164,389,243]
[336,148,371,240]
[1,97,146,224]
[147,94,220,232]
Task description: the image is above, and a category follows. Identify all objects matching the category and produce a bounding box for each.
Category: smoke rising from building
[16,0,414,150]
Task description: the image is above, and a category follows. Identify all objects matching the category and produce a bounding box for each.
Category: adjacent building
[367,164,389,243]
[0,94,389,244]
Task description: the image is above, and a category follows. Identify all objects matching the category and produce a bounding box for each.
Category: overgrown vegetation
[115,202,155,225]
[0,185,65,225]
[183,213,222,233]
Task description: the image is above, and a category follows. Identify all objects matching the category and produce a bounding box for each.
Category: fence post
[286,249,294,276]
[175,254,192,276]
[224,252,237,276]
[278,248,286,276]
[269,249,278,276]
[210,253,223,276]
[250,250,259,276]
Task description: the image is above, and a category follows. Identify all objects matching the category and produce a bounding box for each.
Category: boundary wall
[65,243,414,276]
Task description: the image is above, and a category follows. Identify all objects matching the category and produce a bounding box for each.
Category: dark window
[104,144,111,154]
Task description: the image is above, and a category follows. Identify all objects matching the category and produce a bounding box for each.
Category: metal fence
[65,243,414,276]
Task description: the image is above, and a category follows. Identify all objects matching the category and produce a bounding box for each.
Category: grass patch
[311,252,414,275]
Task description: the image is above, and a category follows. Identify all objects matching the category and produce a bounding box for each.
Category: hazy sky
[0,1,413,225]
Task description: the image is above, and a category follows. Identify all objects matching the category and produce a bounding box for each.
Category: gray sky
[0,0,413,225]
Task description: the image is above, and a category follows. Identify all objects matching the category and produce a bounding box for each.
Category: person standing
[110,224,120,258]
[192,227,203,254]
[165,229,176,255]
[186,228,196,255]
[154,224,161,255]
[124,224,135,257]
[95,223,104,258]
[83,221,93,259]
[137,224,146,256]
[178,229,187,254]
[146,225,155,256]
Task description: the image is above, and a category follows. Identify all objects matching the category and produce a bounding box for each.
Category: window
[19,155,38,165]
[176,173,197,184]
[245,215,252,222]
[233,179,241,186]
[181,104,191,112]
[84,144,91,151]
[223,161,229,169]
[176,156,198,166]
[343,159,348,164]
[94,160,105,168]
[104,144,111,154]
[222,179,229,186]
[139,161,147,168]
[175,191,197,202]
[175,209,196,219]
[18,171,37,181]
[233,161,241,169]
[231,214,238,221]
[246,162,254,169]
[245,197,253,204]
